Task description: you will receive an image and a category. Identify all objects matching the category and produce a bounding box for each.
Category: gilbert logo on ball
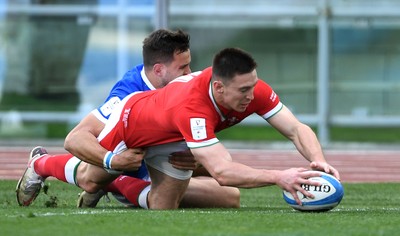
[283,171,344,212]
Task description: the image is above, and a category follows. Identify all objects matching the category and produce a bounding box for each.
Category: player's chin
[237,104,249,112]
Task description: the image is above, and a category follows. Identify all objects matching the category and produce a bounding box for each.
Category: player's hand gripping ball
[283,171,344,212]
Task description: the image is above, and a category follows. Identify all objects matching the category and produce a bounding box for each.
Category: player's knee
[226,187,241,208]
[148,192,180,210]
[85,183,102,193]
[77,179,103,193]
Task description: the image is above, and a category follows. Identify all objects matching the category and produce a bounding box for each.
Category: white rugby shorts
[144,141,193,180]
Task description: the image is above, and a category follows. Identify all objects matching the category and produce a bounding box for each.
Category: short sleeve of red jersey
[174,105,219,149]
[253,80,283,120]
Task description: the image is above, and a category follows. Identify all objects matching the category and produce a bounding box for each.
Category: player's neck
[146,72,163,89]
[211,87,231,113]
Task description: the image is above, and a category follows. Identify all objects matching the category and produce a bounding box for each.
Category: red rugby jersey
[102,67,282,150]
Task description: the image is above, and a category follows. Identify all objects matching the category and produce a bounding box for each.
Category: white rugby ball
[283,171,344,212]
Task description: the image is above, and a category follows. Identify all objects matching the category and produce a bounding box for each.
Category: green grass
[1,180,400,236]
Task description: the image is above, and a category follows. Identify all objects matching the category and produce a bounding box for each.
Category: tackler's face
[218,69,258,112]
[162,49,192,86]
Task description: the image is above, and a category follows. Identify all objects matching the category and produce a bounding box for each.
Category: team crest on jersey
[190,118,207,140]
[227,116,239,126]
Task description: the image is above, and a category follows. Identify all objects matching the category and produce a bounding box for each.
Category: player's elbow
[213,175,229,187]
[64,130,78,153]
[212,168,233,187]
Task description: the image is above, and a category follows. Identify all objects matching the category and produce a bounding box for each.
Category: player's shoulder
[114,64,150,91]
[169,70,203,84]
[251,79,280,106]
[255,79,275,93]
[121,64,144,81]
[256,78,271,87]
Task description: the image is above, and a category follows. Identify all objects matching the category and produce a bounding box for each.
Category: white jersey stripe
[186,138,220,149]
[262,102,283,120]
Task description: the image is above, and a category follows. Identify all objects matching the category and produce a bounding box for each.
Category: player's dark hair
[142,29,190,68]
[212,48,257,83]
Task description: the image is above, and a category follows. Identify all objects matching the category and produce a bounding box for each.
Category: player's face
[162,49,192,85]
[220,69,258,112]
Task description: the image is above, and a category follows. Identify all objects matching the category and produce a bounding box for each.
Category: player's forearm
[192,143,279,188]
[210,162,279,188]
[292,124,326,163]
[64,130,107,167]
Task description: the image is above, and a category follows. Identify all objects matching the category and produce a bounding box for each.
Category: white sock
[138,185,151,209]
[64,156,81,186]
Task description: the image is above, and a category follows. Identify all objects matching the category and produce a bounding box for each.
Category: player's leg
[16,146,120,206]
[75,166,126,208]
[77,174,240,209]
[76,149,240,208]
[143,141,192,209]
[146,165,190,209]
[16,146,81,206]
[75,162,119,193]
[180,176,240,208]
[106,175,151,207]
[32,152,77,183]
[77,175,150,208]
[76,142,240,209]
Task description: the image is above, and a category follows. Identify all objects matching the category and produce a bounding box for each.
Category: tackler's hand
[169,149,199,170]
[111,148,145,171]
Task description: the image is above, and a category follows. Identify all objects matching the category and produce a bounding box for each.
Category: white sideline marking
[5,207,400,218]
[335,207,400,212]
[5,209,134,218]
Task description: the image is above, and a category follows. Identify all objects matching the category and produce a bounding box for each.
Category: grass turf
[1,180,400,235]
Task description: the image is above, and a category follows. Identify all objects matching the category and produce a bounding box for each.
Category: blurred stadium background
[0,0,399,146]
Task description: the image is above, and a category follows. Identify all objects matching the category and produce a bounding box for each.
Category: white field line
[5,207,400,218]
[5,209,134,218]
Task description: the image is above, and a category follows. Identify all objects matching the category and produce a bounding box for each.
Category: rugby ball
[283,171,344,212]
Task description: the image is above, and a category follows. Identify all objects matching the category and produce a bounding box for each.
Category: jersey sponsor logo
[123,108,131,128]
[100,97,121,117]
[190,118,207,140]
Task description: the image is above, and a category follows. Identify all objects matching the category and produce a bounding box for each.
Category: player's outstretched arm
[267,105,340,180]
[64,113,143,171]
[190,143,321,205]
